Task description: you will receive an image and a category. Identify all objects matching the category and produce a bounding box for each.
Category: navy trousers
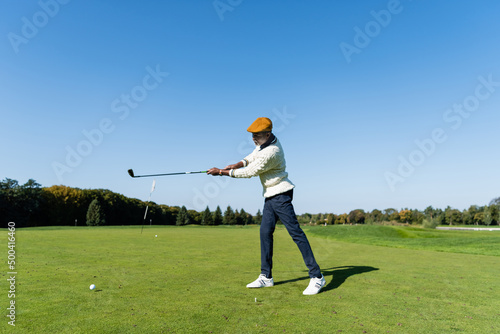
[260,189,322,279]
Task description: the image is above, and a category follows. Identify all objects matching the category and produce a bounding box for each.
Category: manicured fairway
[2,226,499,333]
[307,225,500,256]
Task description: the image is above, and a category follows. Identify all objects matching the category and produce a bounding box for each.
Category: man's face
[252,132,271,146]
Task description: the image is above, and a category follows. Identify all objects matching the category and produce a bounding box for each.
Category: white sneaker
[303,276,326,295]
[246,274,274,288]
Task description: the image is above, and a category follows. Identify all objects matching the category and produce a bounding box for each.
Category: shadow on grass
[275,266,379,292]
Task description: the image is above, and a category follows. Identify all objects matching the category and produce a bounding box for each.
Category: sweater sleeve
[241,146,259,166]
[230,149,278,178]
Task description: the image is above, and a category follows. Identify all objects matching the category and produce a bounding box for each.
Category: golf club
[128,169,207,178]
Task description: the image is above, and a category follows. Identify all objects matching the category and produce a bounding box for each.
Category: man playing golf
[207,117,325,295]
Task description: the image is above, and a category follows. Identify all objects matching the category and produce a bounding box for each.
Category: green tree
[368,209,383,223]
[20,179,43,226]
[422,218,438,229]
[467,205,480,222]
[234,209,243,225]
[188,209,201,224]
[335,213,348,225]
[160,205,177,225]
[201,206,213,225]
[399,209,412,224]
[238,208,252,225]
[484,207,493,226]
[434,208,446,225]
[245,211,253,225]
[473,212,484,225]
[253,209,262,224]
[462,209,472,225]
[444,206,462,226]
[384,208,399,222]
[213,205,223,225]
[86,199,106,226]
[176,206,190,226]
[412,209,424,225]
[297,213,310,225]
[0,178,44,227]
[488,205,499,225]
[423,206,437,220]
[0,178,20,227]
[348,209,365,224]
[223,205,236,225]
[44,185,86,227]
[489,197,500,207]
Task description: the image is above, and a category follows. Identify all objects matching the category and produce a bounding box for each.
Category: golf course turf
[2,225,499,333]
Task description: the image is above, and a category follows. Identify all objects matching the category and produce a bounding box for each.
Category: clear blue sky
[1,0,500,215]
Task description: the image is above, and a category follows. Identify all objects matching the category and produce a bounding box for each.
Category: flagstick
[141,179,156,234]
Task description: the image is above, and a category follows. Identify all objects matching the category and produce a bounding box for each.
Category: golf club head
[128,169,135,177]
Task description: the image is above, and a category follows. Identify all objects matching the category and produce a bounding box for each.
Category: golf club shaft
[128,169,207,178]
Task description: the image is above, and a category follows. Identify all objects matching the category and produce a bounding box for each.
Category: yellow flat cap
[247,117,273,133]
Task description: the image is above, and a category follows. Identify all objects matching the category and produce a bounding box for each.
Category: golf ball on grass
[89,284,96,290]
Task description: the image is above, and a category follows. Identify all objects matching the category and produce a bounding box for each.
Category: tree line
[1,178,498,228]
[297,202,500,227]
[0,178,260,228]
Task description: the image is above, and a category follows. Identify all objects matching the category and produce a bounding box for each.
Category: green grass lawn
[2,225,499,333]
[305,224,500,256]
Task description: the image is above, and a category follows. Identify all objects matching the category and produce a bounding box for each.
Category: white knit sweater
[229,137,295,198]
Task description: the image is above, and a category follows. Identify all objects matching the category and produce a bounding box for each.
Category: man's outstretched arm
[207,161,245,176]
[224,161,244,170]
